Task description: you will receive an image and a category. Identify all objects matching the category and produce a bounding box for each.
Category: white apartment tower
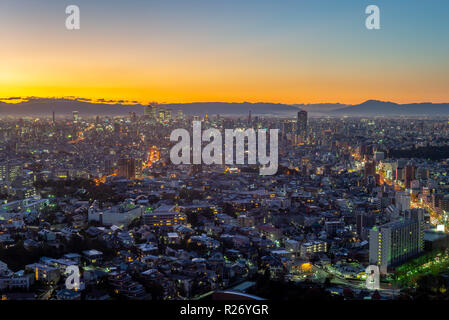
[369,215,424,274]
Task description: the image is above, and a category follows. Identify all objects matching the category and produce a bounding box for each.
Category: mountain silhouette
[0,99,299,117]
[332,100,449,116]
[1,98,449,117]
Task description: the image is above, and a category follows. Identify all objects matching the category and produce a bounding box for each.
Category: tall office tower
[433,193,444,212]
[396,166,404,181]
[144,105,154,118]
[177,110,184,121]
[117,158,136,179]
[134,158,143,178]
[52,111,55,124]
[369,216,424,274]
[104,158,116,176]
[152,106,158,119]
[359,143,375,159]
[158,109,166,122]
[358,143,366,157]
[297,110,307,136]
[280,120,294,143]
[439,195,449,213]
[281,121,288,136]
[165,109,172,122]
[248,110,252,125]
[72,111,79,122]
[0,162,7,182]
[356,211,376,239]
[405,164,416,189]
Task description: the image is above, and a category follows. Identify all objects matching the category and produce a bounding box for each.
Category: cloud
[0,96,146,106]
[2,97,22,100]
[75,98,92,102]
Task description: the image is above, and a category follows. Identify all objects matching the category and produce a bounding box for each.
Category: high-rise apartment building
[117,158,136,179]
[369,215,424,274]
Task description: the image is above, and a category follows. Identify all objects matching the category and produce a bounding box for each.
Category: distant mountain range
[1,98,449,118]
[0,99,299,118]
[331,100,449,116]
[0,99,145,118]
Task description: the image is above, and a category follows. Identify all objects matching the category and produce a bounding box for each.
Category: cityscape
[2,107,449,301]
[1,0,449,310]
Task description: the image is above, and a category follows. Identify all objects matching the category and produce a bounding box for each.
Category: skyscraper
[117,158,136,179]
[297,110,307,137]
[144,104,159,121]
[72,111,79,122]
[356,211,376,239]
[144,105,154,118]
[177,110,184,121]
[165,109,172,122]
[158,109,166,122]
[405,164,416,189]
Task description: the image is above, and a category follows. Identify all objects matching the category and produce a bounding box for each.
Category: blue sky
[1,0,448,104]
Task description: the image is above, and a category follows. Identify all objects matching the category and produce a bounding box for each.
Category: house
[82,250,103,265]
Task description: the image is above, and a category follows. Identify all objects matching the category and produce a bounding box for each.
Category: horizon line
[1,96,449,107]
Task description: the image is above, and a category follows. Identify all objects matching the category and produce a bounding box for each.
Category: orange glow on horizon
[1,46,449,106]
[2,49,448,105]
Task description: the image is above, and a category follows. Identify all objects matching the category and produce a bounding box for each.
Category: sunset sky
[1,0,448,105]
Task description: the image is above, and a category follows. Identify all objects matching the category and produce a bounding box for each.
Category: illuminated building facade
[143,205,187,227]
[369,216,424,274]
[300,240,328,257]
[72,111,79,122]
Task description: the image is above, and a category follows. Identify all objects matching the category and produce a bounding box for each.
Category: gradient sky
[1,0,448,105]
